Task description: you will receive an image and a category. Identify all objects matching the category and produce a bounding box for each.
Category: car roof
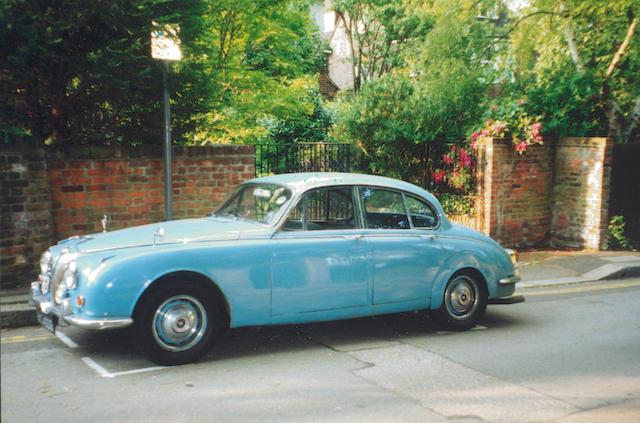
[248,172,431,198]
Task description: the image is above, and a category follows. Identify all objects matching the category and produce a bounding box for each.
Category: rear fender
[430,251,491,309]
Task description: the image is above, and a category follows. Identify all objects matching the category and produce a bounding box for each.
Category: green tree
[502,0,640,142]
[0,0,208,145]
[1,0,328,146]
[182,0,328,144]
[331,0,495,184]
[331,0,433,92]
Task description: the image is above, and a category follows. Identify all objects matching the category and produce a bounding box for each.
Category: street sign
[151,21,182,61]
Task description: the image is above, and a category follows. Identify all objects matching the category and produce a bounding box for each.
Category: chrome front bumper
[30,281,133,331]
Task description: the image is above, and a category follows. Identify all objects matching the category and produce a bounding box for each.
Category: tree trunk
[559,0,585,74]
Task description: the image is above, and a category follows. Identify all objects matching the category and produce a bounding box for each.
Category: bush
[331,67,485,186]
[526,68,608,138]
[607,215,632,250]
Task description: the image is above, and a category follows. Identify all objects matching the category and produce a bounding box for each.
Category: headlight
[40,251,52,274]
[64,261,78,290]
[54,260,78,304]
[55,283,68,304]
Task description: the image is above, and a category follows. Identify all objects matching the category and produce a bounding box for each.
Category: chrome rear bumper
[499,274,521,285]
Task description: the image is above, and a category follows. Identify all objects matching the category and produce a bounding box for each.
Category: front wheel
[133,281,222,365]
[431,271,487,331]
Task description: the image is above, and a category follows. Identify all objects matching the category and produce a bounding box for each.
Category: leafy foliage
[331,0,434,91]
[607,215,632,250]
[1,0,195,145]
[524,67,607,138]
[330,0,494,188]
[257,82,333,144]
[0,0,328,146]
[504,0,640,141]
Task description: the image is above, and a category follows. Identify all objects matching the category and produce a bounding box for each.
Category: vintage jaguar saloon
[30,173,521,365]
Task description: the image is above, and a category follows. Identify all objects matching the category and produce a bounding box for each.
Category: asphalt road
[2,279,639,423]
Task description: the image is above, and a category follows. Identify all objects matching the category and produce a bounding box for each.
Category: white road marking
[82,357,111,377]
[107,366,168,378]
[81,356,168,378]
[55,331,78,348]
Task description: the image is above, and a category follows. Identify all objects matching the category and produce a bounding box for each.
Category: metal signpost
[151,22,182,221]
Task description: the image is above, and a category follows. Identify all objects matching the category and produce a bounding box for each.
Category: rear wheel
[431,271,487,331]
[134,279,222,365]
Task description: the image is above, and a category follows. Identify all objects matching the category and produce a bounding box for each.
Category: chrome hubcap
[152,295,207,352]
[446,277,478,318]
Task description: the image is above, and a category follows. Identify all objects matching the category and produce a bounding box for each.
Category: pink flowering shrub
[432,145,476,191]
[470,99,544,154]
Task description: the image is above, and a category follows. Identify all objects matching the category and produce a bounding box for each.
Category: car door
[270,186,368,316]
[359,186,445,305]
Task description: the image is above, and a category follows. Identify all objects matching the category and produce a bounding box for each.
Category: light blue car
[30,173,522,365]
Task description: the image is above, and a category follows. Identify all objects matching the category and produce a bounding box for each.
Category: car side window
[360,187,410,229]
[405,196,438,228]
[283,187,356,231]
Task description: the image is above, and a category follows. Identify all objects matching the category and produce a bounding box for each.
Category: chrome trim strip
[64,315,133,330]
[499,275,521,285]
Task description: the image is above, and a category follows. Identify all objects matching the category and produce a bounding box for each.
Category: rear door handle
[420,234,437,241]
[345,234,363,241]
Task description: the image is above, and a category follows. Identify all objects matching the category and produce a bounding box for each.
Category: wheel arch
[430,252,490,310]
[132,270,231,329]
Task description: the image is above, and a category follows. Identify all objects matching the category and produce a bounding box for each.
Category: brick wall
[1,143,54,289]
[550,138,613,249]
[1,144,254,289]
[475,137,614,250]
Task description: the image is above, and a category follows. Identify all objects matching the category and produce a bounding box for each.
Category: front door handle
[420,234,437,241]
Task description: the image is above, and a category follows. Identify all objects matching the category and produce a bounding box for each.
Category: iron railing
[254,143,364,176]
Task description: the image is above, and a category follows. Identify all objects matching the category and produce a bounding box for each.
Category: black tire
[431,271,487,331]
[133,279,222,365]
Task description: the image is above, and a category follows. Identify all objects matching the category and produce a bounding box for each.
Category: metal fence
[254,143,365,177]
[254,141,480,229]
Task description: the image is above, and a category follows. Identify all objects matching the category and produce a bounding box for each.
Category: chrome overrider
[499,248,521,285]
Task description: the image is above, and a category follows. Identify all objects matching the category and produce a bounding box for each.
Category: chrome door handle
[420,234,437,241]
[345,234,363,241]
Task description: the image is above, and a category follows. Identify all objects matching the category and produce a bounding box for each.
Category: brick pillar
[474,137,553,248]
[550,137,614,250]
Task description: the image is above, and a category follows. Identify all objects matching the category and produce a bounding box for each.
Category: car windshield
[213,183,292,225]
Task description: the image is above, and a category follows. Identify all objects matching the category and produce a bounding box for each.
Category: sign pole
[162,60,173,221]
[151,21,181,221]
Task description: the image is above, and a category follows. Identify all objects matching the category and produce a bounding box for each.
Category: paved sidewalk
[2,250,640,329]
[517,250,640,288]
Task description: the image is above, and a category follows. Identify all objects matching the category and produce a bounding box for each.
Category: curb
[1,292,36,329]
[517,264,640,289]
[0,303,38,329]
